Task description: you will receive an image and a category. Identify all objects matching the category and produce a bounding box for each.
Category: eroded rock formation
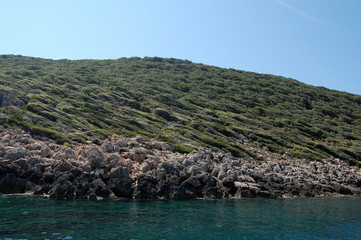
[1,126,360,200]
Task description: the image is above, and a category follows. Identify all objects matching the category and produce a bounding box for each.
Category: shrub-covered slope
[1,55,361,165]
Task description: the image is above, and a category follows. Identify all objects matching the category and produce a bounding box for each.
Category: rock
[89,155,106,169]
[64,148,76,159]
[152,141,172,151]
[101,140,114,153]
[0,173,26,194]
[133,175,158,199]
[180,176,203,198]
[40,147,52,157]
[188,166,202,176]
[115,138,127,148]
[28,143,42,151]
[92,168,106,179]
[33,184,51,196]
[80,164,92,173]
[108,178,133,197]
[75,181,90,198]
[4,148,28,161]
[43,171,55,184]
[52,148,76,160]
[128,140,140,148]
[92,138,102,145]
[1,127,361,200]
[107,166,130,179]
[140,162,150,173]
[128,149,146,162]
[84,146,105,160]
[22,167,42,184]
[54,161,73,172]
[134,136,147,143]
[49,181,75,200]
[91,179,111,198]
[107,153,120,163]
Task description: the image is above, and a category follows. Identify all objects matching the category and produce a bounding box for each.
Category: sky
[1,0,360,95]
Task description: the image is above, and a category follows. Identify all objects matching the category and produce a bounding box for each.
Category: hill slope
[1,55,361,165]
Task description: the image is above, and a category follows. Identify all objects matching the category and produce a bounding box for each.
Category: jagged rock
[89,155,106,169]
[54,161,73,172]
[115,138,127,148]
[133,175,158,199]
[152,141,172,151]
[22,167,42,184]
[108,178,133,197]
[91,179,110,198]
[75,181,90,198]
[28,143,42,151]
[83,146,105,159]
[180,176,203,198]
[101,140,114,153]
[49,181,75,200]
[128,148,146,162]
[64,148,76,159]
[42,171,55,184]
[4,148,28,161]
[40,147,51,157]
[107,166,130,179]
[0,173,26,194]
[0,127,361,200]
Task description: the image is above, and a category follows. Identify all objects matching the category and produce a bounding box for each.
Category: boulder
[91,179,111,198]
[108,178,133,197]
[4,148,28,161]
[75,181,90,198]
[107,166,130,179]
[28,143,42,151]
[89,155,106,169]
[133,175,158,199]
[152,141,172,151]
[0,173,26,194]
[22,167,42,184]
[49,181,75,200]
[40,147,52,157]
[84,146,105,159]
[101,140,114,153]
[128,149,146,162]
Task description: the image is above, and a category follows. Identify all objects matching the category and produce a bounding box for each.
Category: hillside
[1,55,361,165]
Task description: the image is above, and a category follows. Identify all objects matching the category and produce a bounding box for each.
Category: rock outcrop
[0,127,360,200]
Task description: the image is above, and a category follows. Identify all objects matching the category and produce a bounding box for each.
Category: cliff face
[1,127,360,200]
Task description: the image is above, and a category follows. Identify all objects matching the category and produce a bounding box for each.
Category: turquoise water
[1,196,361,240]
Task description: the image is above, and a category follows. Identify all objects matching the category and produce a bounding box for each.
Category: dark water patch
[1,196,361,239]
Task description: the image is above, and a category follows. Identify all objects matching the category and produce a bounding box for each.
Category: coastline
[1,127,360,200]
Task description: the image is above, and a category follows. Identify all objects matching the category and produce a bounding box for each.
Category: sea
[1,195,361,240]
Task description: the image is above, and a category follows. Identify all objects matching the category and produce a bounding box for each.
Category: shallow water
[0,196,361,240]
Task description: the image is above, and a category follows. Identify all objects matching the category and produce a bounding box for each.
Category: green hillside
[1,55,361,165]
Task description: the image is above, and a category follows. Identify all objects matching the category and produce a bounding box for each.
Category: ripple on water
[0,196,361,240]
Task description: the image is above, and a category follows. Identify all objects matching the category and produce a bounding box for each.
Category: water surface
[1,196,361,240]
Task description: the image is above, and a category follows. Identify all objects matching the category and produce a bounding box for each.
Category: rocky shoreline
[1,127,361,200]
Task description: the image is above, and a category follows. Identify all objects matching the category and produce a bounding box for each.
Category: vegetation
[1,55,361,165]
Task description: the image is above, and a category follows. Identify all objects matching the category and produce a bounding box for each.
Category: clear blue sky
[1,0,360,95]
